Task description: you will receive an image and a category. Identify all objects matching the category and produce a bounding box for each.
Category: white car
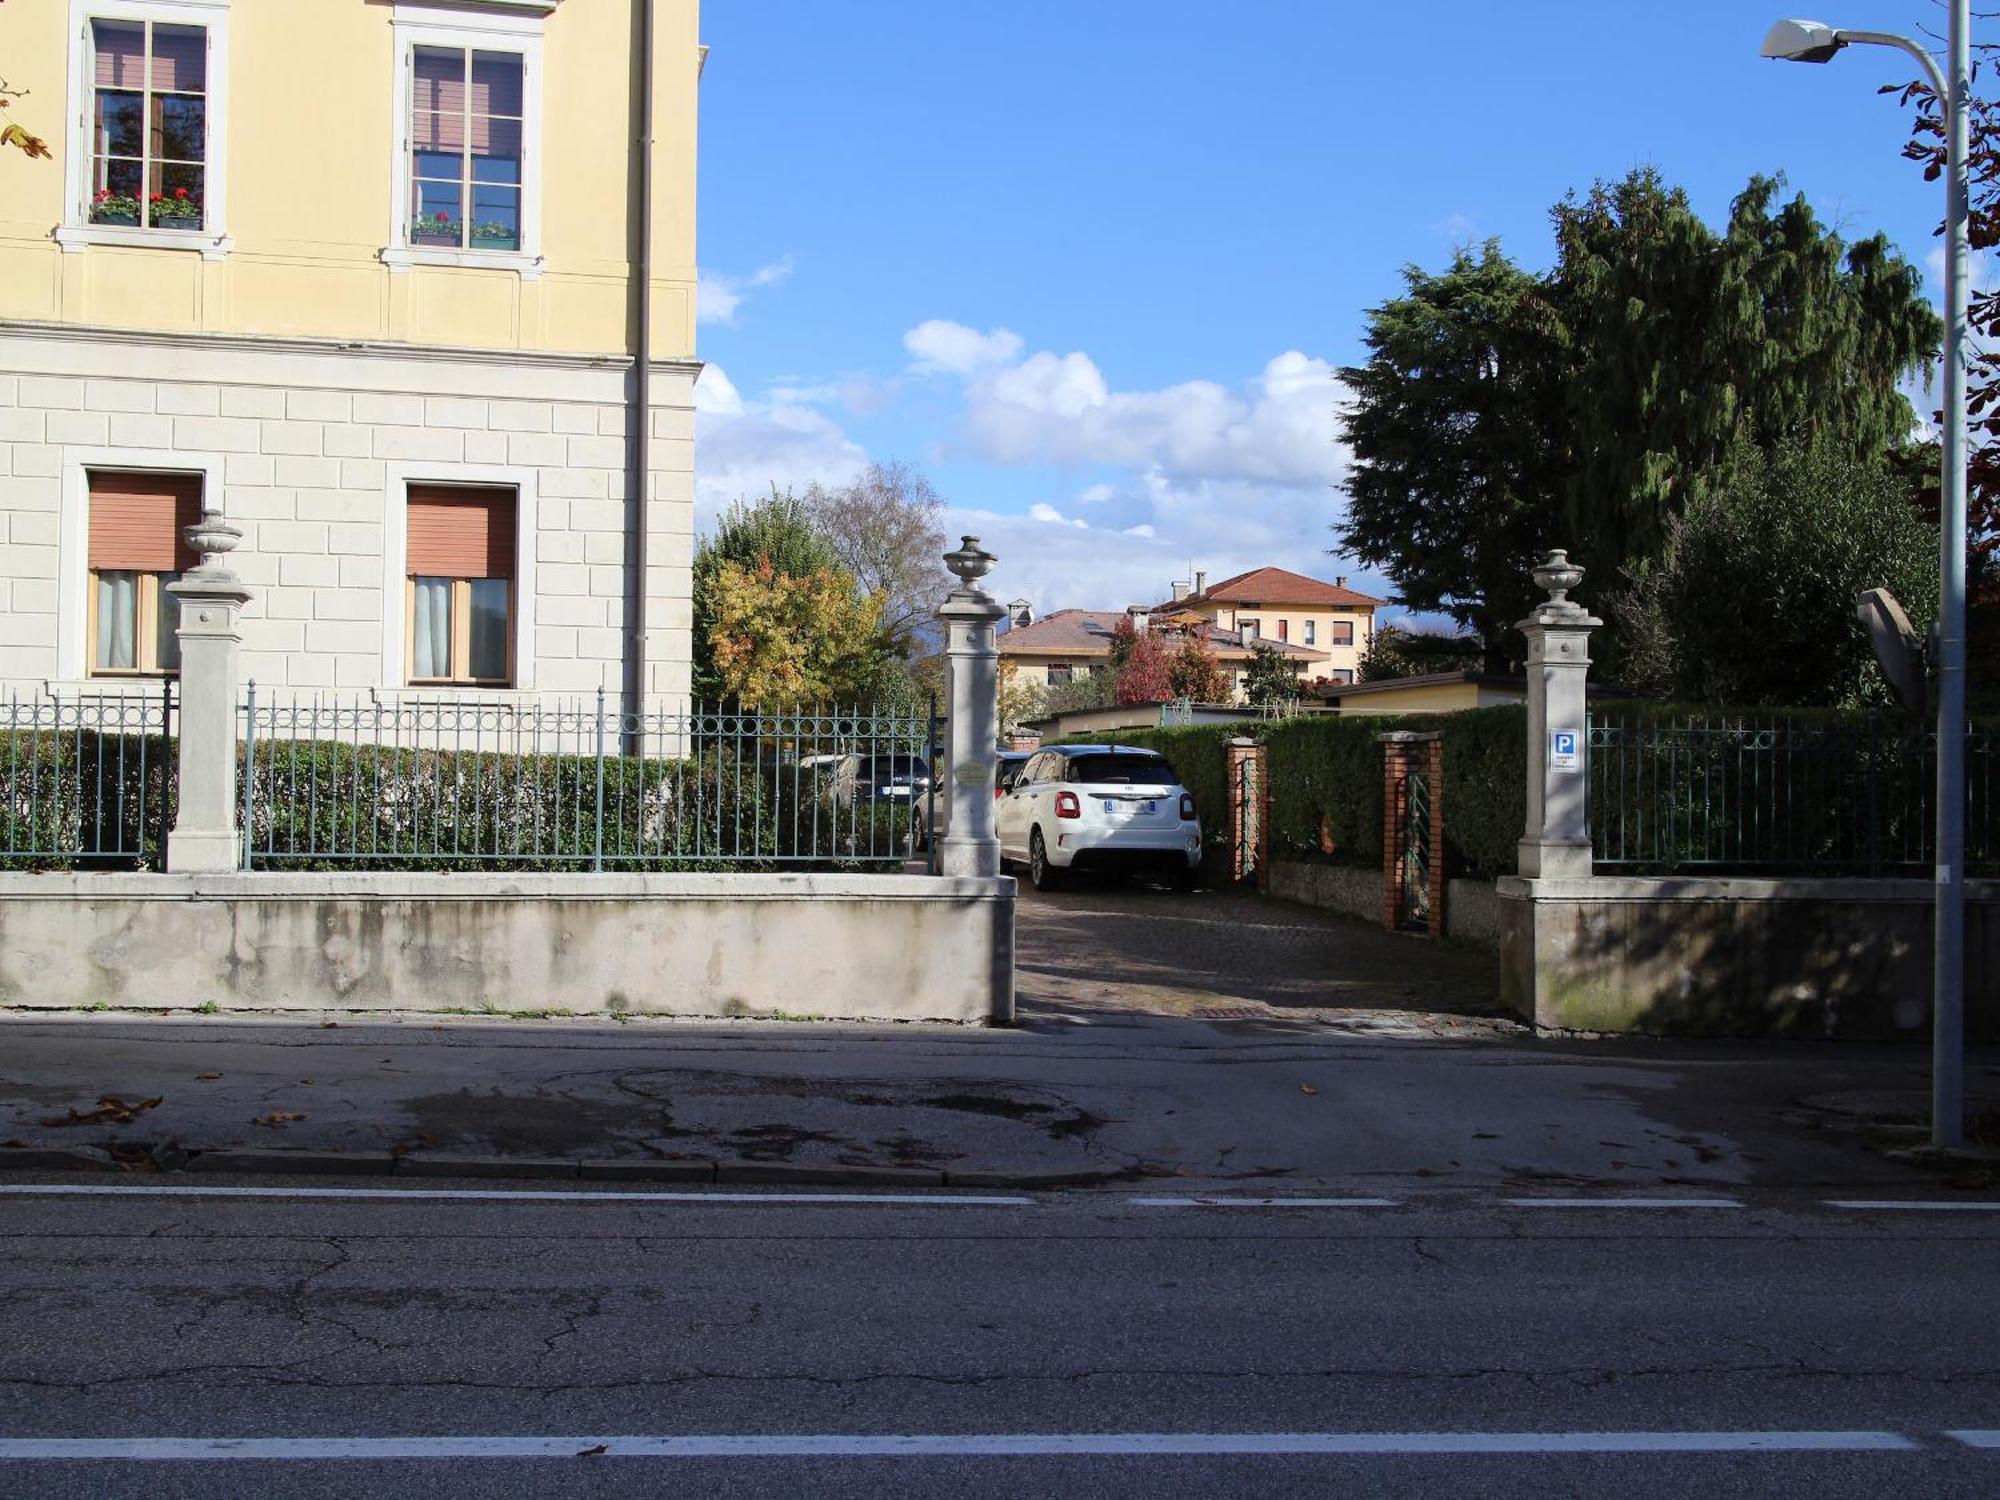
[996,744,1202,892]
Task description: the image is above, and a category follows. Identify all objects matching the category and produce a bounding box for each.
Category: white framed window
[85,469,200,678]
[383,4,545,277]
[379,461,541,692]
[1304,619,1317,646]
[405,485,517,687]
[56,0,231,259]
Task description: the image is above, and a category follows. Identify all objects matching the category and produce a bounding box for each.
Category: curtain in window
[412,578,452,678]
[96,572,138,671]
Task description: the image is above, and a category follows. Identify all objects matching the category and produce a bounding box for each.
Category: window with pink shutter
[88,19,207,231]
[409,47,524,252]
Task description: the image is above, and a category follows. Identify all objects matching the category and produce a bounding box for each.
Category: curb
[0,1145,1126,1190]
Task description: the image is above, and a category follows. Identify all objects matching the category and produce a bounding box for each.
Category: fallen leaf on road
[321,1021,339,1029]
[254,1111,306,1128]
[195,1073,221,1081]
[1299,1084,1318,1096]
[1,1139,27,1149]
[40,1096,162,1127]
[577,1444,608,1457]
[1472,1131,1498,1140]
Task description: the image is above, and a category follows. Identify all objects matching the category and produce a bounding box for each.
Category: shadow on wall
[1505,879,1998,1042]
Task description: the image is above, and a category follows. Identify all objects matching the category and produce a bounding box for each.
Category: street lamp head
[1761,18,1845,62]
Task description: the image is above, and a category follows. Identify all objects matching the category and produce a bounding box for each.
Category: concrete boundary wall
[0,873,1016,1025]
[1498,875,2000,1039]
[1266,860,1500,948]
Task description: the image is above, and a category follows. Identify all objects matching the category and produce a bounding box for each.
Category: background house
[1154,567,1383,687]
[999,604,1325,704]
[0,0,702,707]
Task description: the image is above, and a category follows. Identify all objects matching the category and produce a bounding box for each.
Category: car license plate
[1138,800,1156,815]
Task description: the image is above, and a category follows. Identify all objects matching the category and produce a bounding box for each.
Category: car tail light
[1055,790,1081,819]
[1180,793,1197,821]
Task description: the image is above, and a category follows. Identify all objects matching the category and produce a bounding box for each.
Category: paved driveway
[1013,877,1503,1027]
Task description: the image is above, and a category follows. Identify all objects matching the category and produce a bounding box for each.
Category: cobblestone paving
[1013,877,1510,1032]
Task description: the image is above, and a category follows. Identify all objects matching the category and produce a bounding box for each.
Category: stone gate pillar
[1516,550,1600,879]
[165,510,253,873]
[936,536,1005,878]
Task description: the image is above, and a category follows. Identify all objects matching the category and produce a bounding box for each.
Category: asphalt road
[3,1182,1998,1497]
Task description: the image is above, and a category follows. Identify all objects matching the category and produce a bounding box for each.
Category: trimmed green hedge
[2,729,919,872]
[0,730,176,871]
[1065,709,1528,880]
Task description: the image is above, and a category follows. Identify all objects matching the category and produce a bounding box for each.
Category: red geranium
[173,187,189,199]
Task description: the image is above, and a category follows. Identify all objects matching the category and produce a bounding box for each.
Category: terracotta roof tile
[1161,566,1385,610]
[998,609,1323,662]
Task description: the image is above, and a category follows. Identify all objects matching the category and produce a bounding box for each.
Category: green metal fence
[238,688,938,871]
[1587,710,1997,875]
[0,684,177,869]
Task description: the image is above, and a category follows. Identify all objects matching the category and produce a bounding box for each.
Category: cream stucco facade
[0,0,700,705]
[1175,599,1373,684]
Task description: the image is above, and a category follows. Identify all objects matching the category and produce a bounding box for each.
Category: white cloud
[697,257,795,326]
[1028,501,1088,529]
[903,319,1025,376]
[693,362,867,534]
[959,347,1348,489]
[691,330,1382,620]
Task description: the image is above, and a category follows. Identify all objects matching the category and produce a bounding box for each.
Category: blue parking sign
[1550,730,1579,772]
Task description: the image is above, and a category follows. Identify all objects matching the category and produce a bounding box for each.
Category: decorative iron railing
[1588,711,1997,875]
[0,683,177,869]
[237,688,938,872]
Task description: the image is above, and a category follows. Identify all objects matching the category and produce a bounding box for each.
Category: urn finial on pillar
[164,510,254,874]
[1515,548,1601,881]
[936,537,1006,886]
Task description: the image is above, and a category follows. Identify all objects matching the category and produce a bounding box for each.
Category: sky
[691,0,1974,622]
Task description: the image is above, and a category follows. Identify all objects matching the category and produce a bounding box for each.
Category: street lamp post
[1762,9,1971,1148]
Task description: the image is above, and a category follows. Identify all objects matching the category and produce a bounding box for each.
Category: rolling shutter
[407,486,515,579]
[88,471,201,572]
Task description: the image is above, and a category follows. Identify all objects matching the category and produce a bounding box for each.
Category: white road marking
[1128,1208,1408,1216]
[1496,1208,1744,1216]
[0,1185,1032,1207]
[0,1431,1929,1461]
[1827,1200,2000,1212]
[1947,1432,2000,1447]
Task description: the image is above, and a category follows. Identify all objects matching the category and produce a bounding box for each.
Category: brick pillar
[1225,736,1268,886]
[1378,730,1445,936]
[1380,737,1410,929]
[1425,734,1446,938]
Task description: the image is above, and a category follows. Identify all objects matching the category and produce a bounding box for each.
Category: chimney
[1007,598,1033,629]
[1193,570,1207,596]
[1169,581,1189,602]
[1126,604,1151,633]
[1335,575,1347,589]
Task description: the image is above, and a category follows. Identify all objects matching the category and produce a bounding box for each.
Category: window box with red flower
[411,209,460,247]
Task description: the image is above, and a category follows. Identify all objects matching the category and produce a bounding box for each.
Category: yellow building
[0,0,701,704]
[1154,566,1382,688]
[1320,671,1528,716]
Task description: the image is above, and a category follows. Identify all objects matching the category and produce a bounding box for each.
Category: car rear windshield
[1065,753,1177,785]
[861,755,927,780]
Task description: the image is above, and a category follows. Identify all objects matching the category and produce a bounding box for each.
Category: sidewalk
[3,1004,1992,1190]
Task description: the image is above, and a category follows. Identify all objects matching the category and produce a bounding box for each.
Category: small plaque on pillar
[1550,730,1580,772]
